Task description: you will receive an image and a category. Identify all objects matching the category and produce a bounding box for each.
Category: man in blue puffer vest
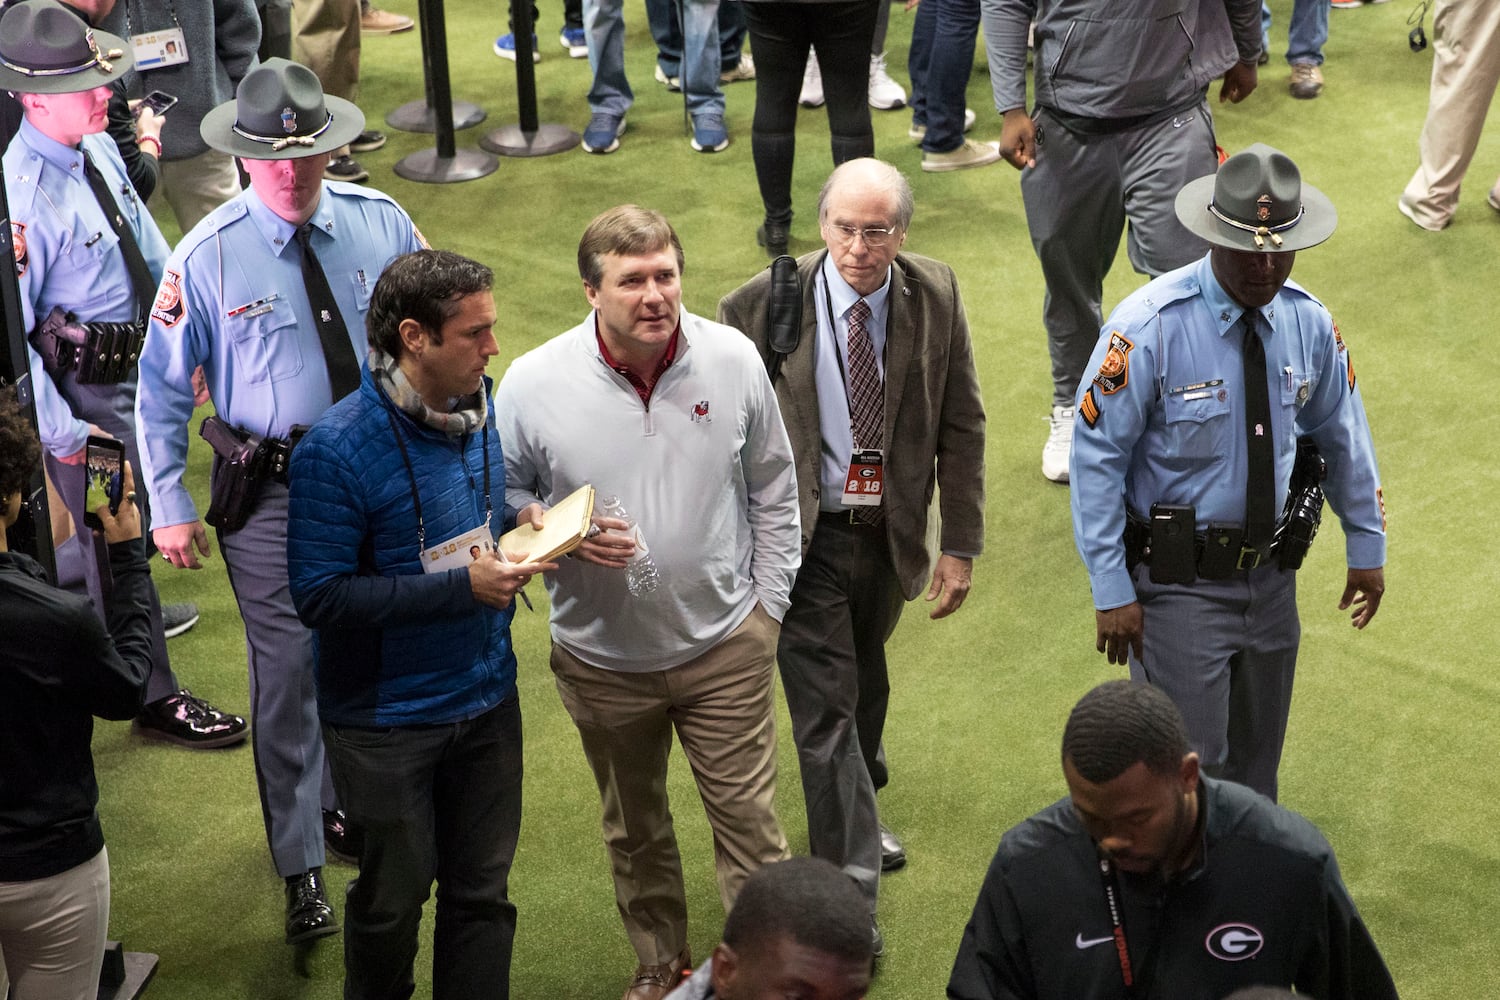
[286,249,553,1000]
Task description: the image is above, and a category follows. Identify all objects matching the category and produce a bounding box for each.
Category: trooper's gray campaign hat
[1175,143,1337,253]
[200,57,364,160]
[0,0,132,94]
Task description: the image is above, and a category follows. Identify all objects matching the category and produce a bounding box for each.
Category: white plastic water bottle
[598,495,660,596]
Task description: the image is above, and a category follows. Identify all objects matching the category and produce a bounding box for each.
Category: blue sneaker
[582,113,626,154]
[559,27,587,58]
[690,113,729,153]
[493,32,539,63]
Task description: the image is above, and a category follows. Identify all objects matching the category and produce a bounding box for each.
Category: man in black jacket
[948,680,1398,1000]
[0,392,150,1000]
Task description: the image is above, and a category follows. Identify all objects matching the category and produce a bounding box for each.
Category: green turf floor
[93,0,1500,996]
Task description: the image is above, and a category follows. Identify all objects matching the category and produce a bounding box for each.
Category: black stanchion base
[385,99,486,134]
[393,148,499,184]
[97,941,158,999]
[479,123,581,158]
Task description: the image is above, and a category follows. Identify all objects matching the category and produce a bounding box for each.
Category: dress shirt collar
[16,118,86,178]
[1194,254,1284,339]
[245,181,335,259]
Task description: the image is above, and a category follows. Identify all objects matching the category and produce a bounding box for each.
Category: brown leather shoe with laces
[621,948,690,1000]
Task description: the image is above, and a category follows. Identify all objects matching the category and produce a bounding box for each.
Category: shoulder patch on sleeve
[10,222,26,276]
[152,268,185,327]
[1092,331,1133,395]
[1079,384,1100,428]
[1334,321,1355,390]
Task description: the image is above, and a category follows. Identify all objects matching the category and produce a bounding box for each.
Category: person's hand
[1095,602,1143,666]
[925,554,973,619]
[1219,61,1258,104]
[999,109,1037,170]
[192,366,211,408]
[155,520,212,569]
[59,424,110,465]
[515,502,546,531]
[470,551,556,609]
[1339,567,1384,629]
[574,515,636,569]
[97,460,142,544]
[132,103,165,152]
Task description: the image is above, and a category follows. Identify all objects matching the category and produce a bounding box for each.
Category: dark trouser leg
[814,1,878,164]
[742,2,808,226]
[777,518,903,909]
[919,0,981,154]
[1119,102,1217,277]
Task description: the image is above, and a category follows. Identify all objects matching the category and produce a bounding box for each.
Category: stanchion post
[480,0,580,157]
[393,0,499,183]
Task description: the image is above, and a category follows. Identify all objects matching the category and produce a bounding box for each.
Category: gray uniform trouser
[1129,563,1300,802]
[776,514,906,910]
[1022,101,1219,406]
[218,483,333,877]
[50,373,178,703]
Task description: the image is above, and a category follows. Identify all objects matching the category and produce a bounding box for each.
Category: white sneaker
[909,107,977,142]
[1042,405,1074,483]
[868,52,906,110]
[800,52,824,107]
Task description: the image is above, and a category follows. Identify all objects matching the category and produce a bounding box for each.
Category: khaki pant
[0,848,109,1000]
[293,0,361,101]
[157,150,243,233]
[1399,0,1500,228]
[550,604,789,965]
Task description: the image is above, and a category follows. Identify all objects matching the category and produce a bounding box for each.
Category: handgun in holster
[200,415,267,533]
[1274,437,1326,571]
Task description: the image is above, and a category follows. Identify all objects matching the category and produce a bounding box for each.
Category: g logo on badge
[1205,923,1264,961]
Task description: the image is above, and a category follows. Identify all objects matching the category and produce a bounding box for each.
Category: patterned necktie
[80,149,155,323]
[845,298,885,526]
[294,223,361,401]
[1242,308,1276,554]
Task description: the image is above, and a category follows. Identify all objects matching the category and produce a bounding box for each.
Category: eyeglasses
[824,223,900,248]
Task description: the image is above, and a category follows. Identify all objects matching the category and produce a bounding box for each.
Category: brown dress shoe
[621,948,690,1000]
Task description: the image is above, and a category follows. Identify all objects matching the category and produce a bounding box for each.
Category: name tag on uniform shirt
[422,521,493,575]
[842,448,884,508]
[131,28,188,69]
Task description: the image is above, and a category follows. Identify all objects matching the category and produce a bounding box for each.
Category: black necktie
[1242,309,1276,553]
[81,149,155,325]
[293,223,361,401]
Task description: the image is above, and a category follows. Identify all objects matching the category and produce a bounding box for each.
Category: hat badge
[281,106,297,134]
[1256,195,1272,222]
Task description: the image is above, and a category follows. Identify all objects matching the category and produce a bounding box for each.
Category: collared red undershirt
[595,322,681,406]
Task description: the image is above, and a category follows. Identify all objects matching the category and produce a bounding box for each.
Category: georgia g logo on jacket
[1205,923,1265,961]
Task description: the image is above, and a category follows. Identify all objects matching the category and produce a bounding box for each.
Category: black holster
[201,416,267,533]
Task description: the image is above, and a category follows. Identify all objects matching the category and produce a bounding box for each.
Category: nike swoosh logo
[1075,933,1114,950]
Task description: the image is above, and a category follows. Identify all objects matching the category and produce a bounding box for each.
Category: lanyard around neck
[380,396,490,552]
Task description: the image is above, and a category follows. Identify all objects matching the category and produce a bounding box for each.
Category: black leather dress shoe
[135,689,248,749]
[285,869,340,945]
[323,809,363,865]
[757,221,789,257]
[879,823,906,872]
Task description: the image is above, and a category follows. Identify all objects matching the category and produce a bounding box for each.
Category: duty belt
[1123,513,1278,576]
[29,306,145,385]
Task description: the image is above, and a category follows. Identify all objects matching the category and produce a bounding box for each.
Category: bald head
[817,158,914,232]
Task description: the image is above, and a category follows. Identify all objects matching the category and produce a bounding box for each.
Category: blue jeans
[584,0,724,116]
[1261,0,1328,66]
[907,0,980,153]
[647,0,746,74]
[324,696,524,1000]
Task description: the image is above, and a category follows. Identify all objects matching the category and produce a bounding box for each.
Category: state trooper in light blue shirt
[1069,145,1386,803]
[1,0,247,748]
[134,58,424,948]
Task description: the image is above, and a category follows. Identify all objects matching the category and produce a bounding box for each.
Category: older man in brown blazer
[718,157,986,953]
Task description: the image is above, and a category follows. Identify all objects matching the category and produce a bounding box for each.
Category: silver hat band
[232,112,334,152]
[1207,201,1306,249]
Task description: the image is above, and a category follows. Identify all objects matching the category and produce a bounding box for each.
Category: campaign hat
[200,57,364,159]
[1175,143,1337,253]
[0,0,132,94]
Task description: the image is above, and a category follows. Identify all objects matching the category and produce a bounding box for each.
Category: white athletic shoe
[868,52,906,110]
[800,52,824,107]
[1042,405,1074,483]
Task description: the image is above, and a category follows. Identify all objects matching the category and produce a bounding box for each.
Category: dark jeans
[506,0,583,32]
[648,0,747,73]
[324,696,524,1000]
[907,0,980,153]
[741,0,879,226]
